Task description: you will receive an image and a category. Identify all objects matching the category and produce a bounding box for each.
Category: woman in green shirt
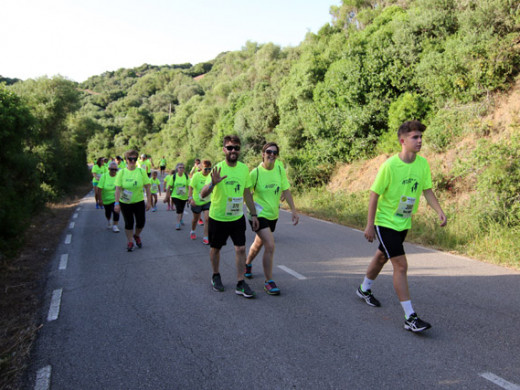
[114,150,152,252]
[245,142,299,295]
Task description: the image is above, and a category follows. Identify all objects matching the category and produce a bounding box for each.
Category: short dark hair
[262,142,279,154]
[194,158,201,163]
[397,120,426,139]
[125,149,139,159]
[202,159,211,167]
[223,135,241,146]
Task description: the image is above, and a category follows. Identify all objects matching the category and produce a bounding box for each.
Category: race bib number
[152,183,159,192]
[95,174,101,180]
[121,189,133,203]
[395,196,416,218]
[176,186,186,195]
[226,197,243,216]
[249,202,263,218]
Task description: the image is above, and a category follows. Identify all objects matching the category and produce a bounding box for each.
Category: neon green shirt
[98,173,117,204]
[92,164,107,183]
[115,168,151,204]
[118,161,126,170]
[209,161,252,222]
[371,154,432,231]
[190,171,212,206]
[144,159,152,173]
[150,178,161,194]
[160,158,167,167]
[166,173,189,200]
[250,162,290,220]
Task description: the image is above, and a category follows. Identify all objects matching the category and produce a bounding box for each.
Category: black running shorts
[375,225,408,259]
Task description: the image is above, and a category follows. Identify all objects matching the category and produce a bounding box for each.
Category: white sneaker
[107,222,112,229]
[112,225,120,233]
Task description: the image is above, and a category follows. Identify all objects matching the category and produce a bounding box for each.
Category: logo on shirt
[402,178,419,193]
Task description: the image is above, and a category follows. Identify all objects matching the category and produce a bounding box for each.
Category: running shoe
[127,242,134,252]
[112,225,120,233]
[96,204,99,209]
[235,280,255,298]
[107,222,112,229]
[175,223,181,230]
[198,218,204,226]
[180,219,185,226]
[264,280,281,295]
[152,206,157,212]
[133,235,142,248]
[190,231,196,240]
[211,273,224,292]
[202,237,209,245]
[356,286,381,307]
[244,264,253,279]
[404,313,431,333]
[167,205,171,211]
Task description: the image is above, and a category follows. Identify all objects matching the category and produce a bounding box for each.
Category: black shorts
[120,201,145,230]
[208,216,246,249]
[375,225,408,259]
[160,165,166,171]
[248,217,277,232]
[191,202,210,214]
[172,198,187,214]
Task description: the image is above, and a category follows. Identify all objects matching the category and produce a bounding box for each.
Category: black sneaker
[244,264,253,279]
[235,280,255,298]
[404,313,431,333]
[133,234,142,248]
[356,285,381,307]
[211,273,224,292]
[127,242,134,252]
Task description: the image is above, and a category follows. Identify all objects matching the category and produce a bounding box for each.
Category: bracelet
[114,202,119,205]
[251,214,257,217]
[208,182,214,189]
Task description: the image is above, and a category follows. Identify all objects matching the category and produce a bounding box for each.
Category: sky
[1,0,339,83]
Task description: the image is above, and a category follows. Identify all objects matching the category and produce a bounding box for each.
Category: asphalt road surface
[26,190,520,389]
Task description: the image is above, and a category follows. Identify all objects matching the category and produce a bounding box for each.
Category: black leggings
[104,203,120,222]
[172,198,187,215]
[120,201,146,231]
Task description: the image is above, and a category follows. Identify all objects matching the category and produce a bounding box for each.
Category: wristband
[251,214,257,217]
[114,202,120,205]
[208,182,214,189]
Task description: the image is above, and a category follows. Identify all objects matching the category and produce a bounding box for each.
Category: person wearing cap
[98,162,121,232]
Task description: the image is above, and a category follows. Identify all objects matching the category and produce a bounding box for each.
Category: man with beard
[200,135,259,298]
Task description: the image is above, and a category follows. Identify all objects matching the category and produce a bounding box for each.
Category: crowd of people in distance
[90,120,447,333]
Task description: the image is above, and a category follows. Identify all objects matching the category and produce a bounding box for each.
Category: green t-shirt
[118,161,126,170]
[250,162,290,220]
[98,173,117,204]
[92,164,107,183]
[150,178,161,194]
[190,171,212,206]
[209,161,252,222]
[160,158,167,167]
[371,154,432,231]
[115,168,151,204]
[166,173,189,200]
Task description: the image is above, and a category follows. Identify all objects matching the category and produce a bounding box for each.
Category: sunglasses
[225,145,241,151]
[204,167,212,171]
[127,157,137,162]
[265,149,279,156]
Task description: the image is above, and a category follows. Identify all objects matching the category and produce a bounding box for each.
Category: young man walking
[358,120,447,332]
[200,135,259,298]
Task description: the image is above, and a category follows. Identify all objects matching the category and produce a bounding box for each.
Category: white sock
[401,300,415,319]
[361,277,374,292]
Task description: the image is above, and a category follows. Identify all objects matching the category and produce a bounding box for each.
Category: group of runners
[91,120,447,333]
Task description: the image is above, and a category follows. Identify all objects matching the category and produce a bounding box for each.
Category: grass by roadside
[292,187,520,271]
[0,182,91,390]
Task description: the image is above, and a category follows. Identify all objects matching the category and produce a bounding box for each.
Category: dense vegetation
[1,0,519,261]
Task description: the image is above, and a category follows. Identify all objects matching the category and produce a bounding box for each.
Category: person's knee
[235,246,246,256]
[391,256,408,273]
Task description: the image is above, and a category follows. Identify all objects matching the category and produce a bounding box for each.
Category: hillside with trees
[1,0,519,262]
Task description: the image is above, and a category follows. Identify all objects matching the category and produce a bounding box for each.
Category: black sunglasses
[204,167,212,171]
[127,157,137,162]
[265,149,279,156]
[225,145,240,151]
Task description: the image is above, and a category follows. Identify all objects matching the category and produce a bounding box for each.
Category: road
[26,190,520,389]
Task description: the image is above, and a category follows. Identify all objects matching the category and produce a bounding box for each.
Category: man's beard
[226,152,238,163]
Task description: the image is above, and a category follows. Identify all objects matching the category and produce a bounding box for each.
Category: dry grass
[0,183,91,390]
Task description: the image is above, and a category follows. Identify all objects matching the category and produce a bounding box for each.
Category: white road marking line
[34,365,51,390]
[278,265,307,280]
[47,289,63,322]
[59,254,68,270]
[77,207,81,211]
[309,216,333,224]
[73,213,78,219]
[64,234,72,244]
[69,222,75,229]
[480,373,520,390]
